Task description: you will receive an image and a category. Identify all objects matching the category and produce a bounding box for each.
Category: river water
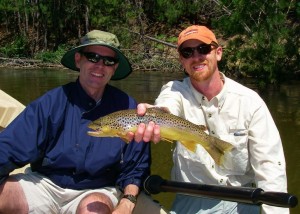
[1,68,299,213]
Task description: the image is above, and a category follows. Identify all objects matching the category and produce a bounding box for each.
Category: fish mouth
[87,130,103,137]
[87,122,101,130]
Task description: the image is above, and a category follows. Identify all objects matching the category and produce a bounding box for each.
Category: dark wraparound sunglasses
[80,52,119,66]
[179,44,218,59]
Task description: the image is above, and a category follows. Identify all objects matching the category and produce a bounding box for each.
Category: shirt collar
[216,72,227,109]
[75,78,97,110]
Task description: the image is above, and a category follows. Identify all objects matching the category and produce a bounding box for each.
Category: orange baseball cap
[177,25,218,48]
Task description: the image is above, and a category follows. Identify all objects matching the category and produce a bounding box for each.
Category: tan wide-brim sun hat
[61,30,132,80]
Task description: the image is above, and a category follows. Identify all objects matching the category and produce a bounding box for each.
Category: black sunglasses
[79,52,119,66]
[179,44,217,59]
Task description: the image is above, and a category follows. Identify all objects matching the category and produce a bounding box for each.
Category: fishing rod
[144,175,298,208]
[122,28,177,48]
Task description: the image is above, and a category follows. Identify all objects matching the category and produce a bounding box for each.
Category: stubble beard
[189,70,211,82]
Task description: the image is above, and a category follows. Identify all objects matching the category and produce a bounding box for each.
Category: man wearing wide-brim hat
[61,30,132,81]
[0,30,153,214]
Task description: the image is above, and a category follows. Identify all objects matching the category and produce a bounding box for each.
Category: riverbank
[0,56,182,72]
[1,56,298,82]
[0,57,63,69]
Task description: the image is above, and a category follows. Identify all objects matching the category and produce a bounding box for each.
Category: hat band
[81,38,118,48]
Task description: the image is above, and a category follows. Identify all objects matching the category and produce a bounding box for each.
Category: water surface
[0,68,299,213]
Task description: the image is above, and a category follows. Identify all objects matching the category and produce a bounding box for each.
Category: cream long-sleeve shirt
[154,74,288,214]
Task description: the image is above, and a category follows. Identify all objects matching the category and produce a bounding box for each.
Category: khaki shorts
[12,170,169,214]
[12,171,121,214]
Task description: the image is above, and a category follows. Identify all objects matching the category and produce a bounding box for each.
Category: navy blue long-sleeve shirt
[0,79,151,190]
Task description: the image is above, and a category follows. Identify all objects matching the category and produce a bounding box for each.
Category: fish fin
[120,137,130,143]
[148,107,171,114]
[161,137,175,144]
[180,140,197,153]
[197,125,208,131]
[116,133,131,144]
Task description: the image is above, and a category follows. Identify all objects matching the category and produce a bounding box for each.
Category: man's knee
[76,192,114,214]
[0,177,28,213]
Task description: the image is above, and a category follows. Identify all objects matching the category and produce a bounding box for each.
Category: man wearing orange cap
[133,25,288,214]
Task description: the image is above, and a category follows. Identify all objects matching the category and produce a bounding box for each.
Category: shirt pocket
[218,128,250,175]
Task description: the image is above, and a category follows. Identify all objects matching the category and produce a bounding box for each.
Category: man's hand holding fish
[128,103,161,144]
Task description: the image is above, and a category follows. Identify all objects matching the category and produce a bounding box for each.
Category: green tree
[0,0,298,86]
[215,0,299,86]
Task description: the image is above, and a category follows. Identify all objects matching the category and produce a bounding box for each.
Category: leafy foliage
[0,0,299,86]
[34,45,68,63]
[0,35,29,57]
[215,0,299,85]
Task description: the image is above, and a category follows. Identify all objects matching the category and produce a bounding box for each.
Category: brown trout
[88,108,234,165]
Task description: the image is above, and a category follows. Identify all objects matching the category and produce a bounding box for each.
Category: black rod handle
[144,175,298,208]
[256,191,298,208]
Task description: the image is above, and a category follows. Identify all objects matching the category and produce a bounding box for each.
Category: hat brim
[61,42,132,80]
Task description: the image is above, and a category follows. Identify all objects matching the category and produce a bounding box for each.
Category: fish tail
[209,137,234,165]
[213,137,234,152]
[206,147,224,165]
